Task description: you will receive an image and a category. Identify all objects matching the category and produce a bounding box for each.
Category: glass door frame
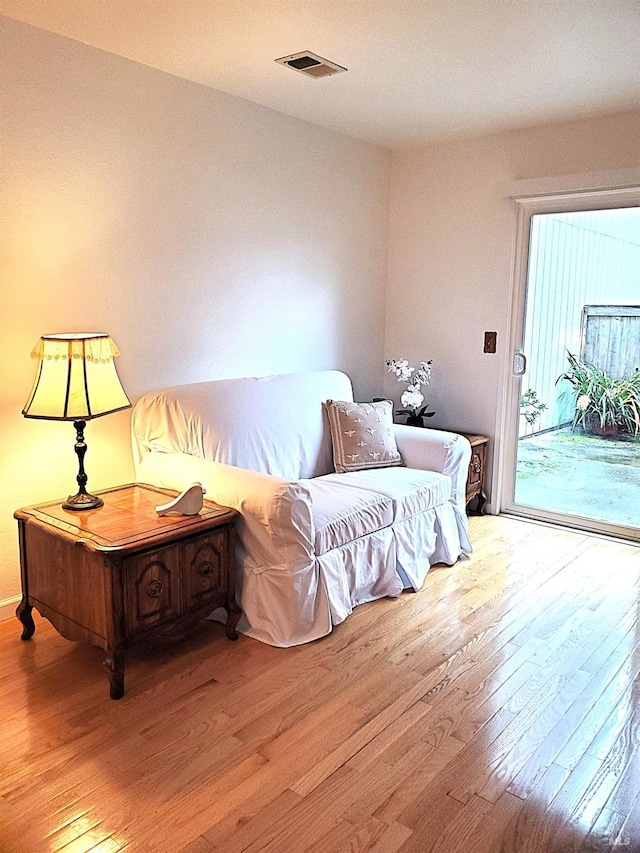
[498,185,640,542]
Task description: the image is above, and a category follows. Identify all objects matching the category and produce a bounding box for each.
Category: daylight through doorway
[508,203,640,541]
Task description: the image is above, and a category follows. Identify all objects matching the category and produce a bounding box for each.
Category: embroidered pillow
[325,399,403,473]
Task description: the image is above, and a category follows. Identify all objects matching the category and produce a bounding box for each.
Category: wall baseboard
[0,595,21,622]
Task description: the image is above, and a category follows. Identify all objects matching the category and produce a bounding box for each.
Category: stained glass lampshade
[23,333,131,510]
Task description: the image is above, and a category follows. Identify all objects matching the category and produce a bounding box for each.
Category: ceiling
[2,0,639,149]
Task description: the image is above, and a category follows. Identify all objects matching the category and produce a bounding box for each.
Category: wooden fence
[582,305,640,380]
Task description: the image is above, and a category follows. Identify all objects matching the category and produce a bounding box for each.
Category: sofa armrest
[136,451,315,572]
[394,425,472,518]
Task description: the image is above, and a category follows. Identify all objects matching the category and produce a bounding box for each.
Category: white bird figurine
[155,483,206,516]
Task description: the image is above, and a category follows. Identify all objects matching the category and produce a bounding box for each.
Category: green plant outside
[520,388,548,427]
[558,352,640,436]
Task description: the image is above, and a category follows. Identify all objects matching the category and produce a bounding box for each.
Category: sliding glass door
[501,189,640,541]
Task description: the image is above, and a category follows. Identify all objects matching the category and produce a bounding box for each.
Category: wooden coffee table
[15,483,241,699]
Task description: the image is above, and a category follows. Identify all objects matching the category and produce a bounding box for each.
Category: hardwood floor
[1,515,639,853]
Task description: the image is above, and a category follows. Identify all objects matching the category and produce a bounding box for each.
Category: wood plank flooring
[1,514,639,853]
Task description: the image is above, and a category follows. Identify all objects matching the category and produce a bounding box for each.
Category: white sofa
[131,370,472,647]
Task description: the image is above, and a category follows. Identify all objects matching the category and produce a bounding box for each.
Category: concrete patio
[515,426,640,529]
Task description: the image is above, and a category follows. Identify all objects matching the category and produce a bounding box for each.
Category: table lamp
[22,333,131,511]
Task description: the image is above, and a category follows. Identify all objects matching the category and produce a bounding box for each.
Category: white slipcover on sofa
[131,370,472,647]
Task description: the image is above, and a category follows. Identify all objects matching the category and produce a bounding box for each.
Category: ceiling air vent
[275,51,347,79]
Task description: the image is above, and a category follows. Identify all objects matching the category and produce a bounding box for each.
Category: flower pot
[405,414,424,427]
[588,415,618,437]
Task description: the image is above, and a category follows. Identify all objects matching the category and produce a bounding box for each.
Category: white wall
[384,110,640,507]
[0,18,391,614]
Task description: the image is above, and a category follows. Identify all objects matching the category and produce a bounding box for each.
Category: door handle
[514,351,527,376]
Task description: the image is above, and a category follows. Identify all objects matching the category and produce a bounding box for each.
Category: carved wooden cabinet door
[182,530,229,608]
[124,545,181,634]
[467,445,485,499]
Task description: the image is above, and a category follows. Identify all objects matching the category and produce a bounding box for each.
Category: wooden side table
[459,433,489,514]
[15,483,241,699]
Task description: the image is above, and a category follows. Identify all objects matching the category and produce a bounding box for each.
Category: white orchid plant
[385,358,435,424]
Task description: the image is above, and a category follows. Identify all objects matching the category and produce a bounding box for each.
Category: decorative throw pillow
[325,399,403,473]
